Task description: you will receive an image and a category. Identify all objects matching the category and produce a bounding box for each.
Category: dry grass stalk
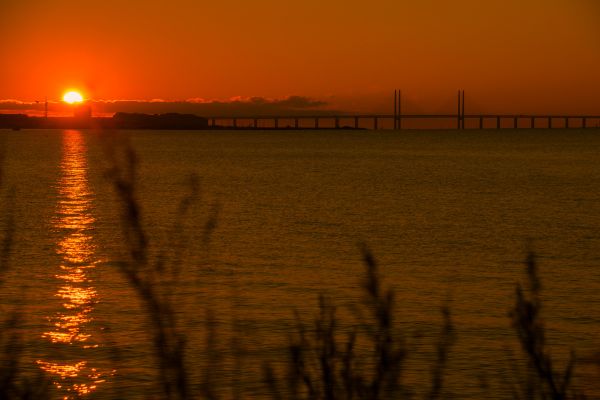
[264,246,455,400]
[105,138,201,400]
[510,251,584,400]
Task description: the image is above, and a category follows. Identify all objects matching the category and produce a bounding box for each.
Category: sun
[63,91,84,104]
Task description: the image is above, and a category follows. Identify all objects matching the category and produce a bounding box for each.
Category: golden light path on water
[37,130,113,398]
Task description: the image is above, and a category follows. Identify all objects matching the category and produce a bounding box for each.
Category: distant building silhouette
[73,102,92,119]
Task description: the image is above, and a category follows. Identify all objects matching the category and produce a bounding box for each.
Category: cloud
[273,96,327,108]
[0,96,335,117]
[0,99,27,105]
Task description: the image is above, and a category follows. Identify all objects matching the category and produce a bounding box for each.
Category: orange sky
[1,0,599,114]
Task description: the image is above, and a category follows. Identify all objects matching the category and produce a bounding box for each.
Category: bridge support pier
[514,117,518,129]
[531,117,535,128]
[354,117,359,129]
[548,117,552,128]
[373,117,378,130]
[479,117,483,129]
[565,117,569,129]
[335,117,340,129]
[497,116,501,129]
[583,117,587,129]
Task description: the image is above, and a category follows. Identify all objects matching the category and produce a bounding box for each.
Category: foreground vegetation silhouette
[0,141,597,399]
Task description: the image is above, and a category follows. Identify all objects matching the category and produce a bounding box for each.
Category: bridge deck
[204,114,600,130]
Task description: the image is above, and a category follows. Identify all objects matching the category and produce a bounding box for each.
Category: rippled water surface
[1,129,599,398]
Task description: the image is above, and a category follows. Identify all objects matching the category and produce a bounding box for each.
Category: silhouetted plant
[0,162,51,399]
[200,309,221,400]
[264,246,455,400]
[352,246,409,399]
[509,251,584,400]
[427,305,454,400]
[0,163,22,398]
[105,138,203,400]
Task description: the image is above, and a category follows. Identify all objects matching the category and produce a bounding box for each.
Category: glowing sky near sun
[0,0,599,113]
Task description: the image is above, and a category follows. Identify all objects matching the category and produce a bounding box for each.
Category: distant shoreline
[0,112,368,131]
[0,112,211,130]
[1,112,599,130]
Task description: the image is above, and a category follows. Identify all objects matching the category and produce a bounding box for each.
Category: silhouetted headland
[0,112,210,130]
[0,112,368,130]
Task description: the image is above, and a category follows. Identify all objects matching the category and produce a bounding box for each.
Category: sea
[0,128,599,399]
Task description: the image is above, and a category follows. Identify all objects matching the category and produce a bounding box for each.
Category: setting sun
[63,91,84,104]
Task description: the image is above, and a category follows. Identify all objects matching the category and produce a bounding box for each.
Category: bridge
[205,114,600,130]
[205,90,600,130]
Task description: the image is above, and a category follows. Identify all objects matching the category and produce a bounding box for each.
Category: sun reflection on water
[37,130,113,397]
